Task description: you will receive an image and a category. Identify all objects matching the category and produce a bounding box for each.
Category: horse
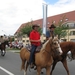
[50,41,75,75]
[20,36,63,75]
[0,40,9,56]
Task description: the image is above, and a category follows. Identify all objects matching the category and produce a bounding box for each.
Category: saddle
[25,44,42,68]
[25,44,42,53]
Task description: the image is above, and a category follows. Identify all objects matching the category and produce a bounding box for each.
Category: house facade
[14,10,75,45]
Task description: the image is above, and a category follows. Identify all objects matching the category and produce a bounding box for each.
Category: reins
[45,50,51,55]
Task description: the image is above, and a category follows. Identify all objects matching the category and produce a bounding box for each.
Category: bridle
[45,49,51,55]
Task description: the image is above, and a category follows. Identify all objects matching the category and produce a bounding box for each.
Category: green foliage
[21,25,32,36]
[54,25,68,39]
[54,17,69,39]
[38,28,42,35]
[20,23,42,36]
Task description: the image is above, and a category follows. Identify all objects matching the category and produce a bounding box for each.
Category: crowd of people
[0,35,23,49]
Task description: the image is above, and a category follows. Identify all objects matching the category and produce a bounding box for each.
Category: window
[60,20,62,22]
[70,31,75,35]
[47,22,50,25]
[64,23,75,28]
[68,23,75,28]
[26,40,29,42]
[65,18,68,21]
[70,39,75,42]
[23,40,25,42]
[53,21,55,23]
[23,35,25,38]
[61,39,67,42]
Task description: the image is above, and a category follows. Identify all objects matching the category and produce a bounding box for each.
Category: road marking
[0,66,14,75]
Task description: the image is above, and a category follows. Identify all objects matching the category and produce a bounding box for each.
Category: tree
[54,17,69,39]
[54,24,68,39]
[21,24,32,36]
[20,23,42,36]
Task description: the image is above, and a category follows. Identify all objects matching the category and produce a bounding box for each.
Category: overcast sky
[0,0,75,36]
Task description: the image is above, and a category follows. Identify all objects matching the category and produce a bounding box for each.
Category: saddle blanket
[25,44,42,52]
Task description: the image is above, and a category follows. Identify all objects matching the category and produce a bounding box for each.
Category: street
[0,51,75,75]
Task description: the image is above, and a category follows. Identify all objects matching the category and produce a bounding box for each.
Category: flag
[42,4,48,35]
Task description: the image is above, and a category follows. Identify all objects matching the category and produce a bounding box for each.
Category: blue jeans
[29,44,37,64]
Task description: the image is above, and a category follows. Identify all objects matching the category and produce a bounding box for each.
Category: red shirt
[29,30,41,46]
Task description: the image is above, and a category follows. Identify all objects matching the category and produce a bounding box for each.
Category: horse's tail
[25,60,31,72]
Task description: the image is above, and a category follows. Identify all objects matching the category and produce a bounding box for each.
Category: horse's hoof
[29,64,34,68]
[41,71,43,74]
[34,66,37,70]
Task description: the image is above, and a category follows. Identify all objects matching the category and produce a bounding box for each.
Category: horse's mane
[41,37,58,51]
[41,39,50,51]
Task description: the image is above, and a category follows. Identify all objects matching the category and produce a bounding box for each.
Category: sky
[0,0,75,36]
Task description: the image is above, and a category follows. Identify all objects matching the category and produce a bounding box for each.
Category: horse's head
[49,36,63,55]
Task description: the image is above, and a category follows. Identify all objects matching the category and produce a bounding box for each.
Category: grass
[6,48,20,50]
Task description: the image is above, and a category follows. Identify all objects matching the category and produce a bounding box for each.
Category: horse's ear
[52,34,54,39]
[55,35,58,37]
[50,31,54,39]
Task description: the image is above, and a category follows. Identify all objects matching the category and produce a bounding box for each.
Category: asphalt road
[0,51,75,75]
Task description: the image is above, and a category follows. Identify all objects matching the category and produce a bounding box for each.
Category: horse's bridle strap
[45,50,51,55]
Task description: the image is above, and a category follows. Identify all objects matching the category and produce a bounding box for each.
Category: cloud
[48,0,75,16]
[0,0,75,36]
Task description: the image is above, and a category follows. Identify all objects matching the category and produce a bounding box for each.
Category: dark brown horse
[51,41,75,75]
[20,36,62,75]
[0,40,9,56]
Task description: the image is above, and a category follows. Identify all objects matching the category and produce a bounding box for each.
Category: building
[14,10,75,45]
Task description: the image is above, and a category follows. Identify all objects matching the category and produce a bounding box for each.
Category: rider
[29,24,41,68]
[46,24,56,40]
[0,36,4,44]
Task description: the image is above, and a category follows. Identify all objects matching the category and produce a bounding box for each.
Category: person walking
[29,24,41,68]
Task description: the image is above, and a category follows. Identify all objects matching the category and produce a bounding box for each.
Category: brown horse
[20,36,62,75]
[0,40,9,56]
[51,41,75,75]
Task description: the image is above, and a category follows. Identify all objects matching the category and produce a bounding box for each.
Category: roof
[14,10,75,35]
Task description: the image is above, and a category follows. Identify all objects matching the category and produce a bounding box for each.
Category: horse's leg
[37,66,41,75]
[34,67,44,74]
[50,61,57,75]
[21,59,25,70]
[62,58,70,75]
[21,59,27,75]
[46,66,51,75]
[24,61,29,75]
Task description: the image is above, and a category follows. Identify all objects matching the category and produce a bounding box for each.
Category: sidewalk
[7,49,20,53]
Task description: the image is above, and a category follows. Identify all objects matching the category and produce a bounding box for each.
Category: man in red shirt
[29,24,41,68]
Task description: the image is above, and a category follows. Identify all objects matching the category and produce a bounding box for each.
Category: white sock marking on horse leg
[24,70,26,75]
[58,44,63,55]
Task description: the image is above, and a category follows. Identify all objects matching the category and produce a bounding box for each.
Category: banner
[42,4,48,35]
